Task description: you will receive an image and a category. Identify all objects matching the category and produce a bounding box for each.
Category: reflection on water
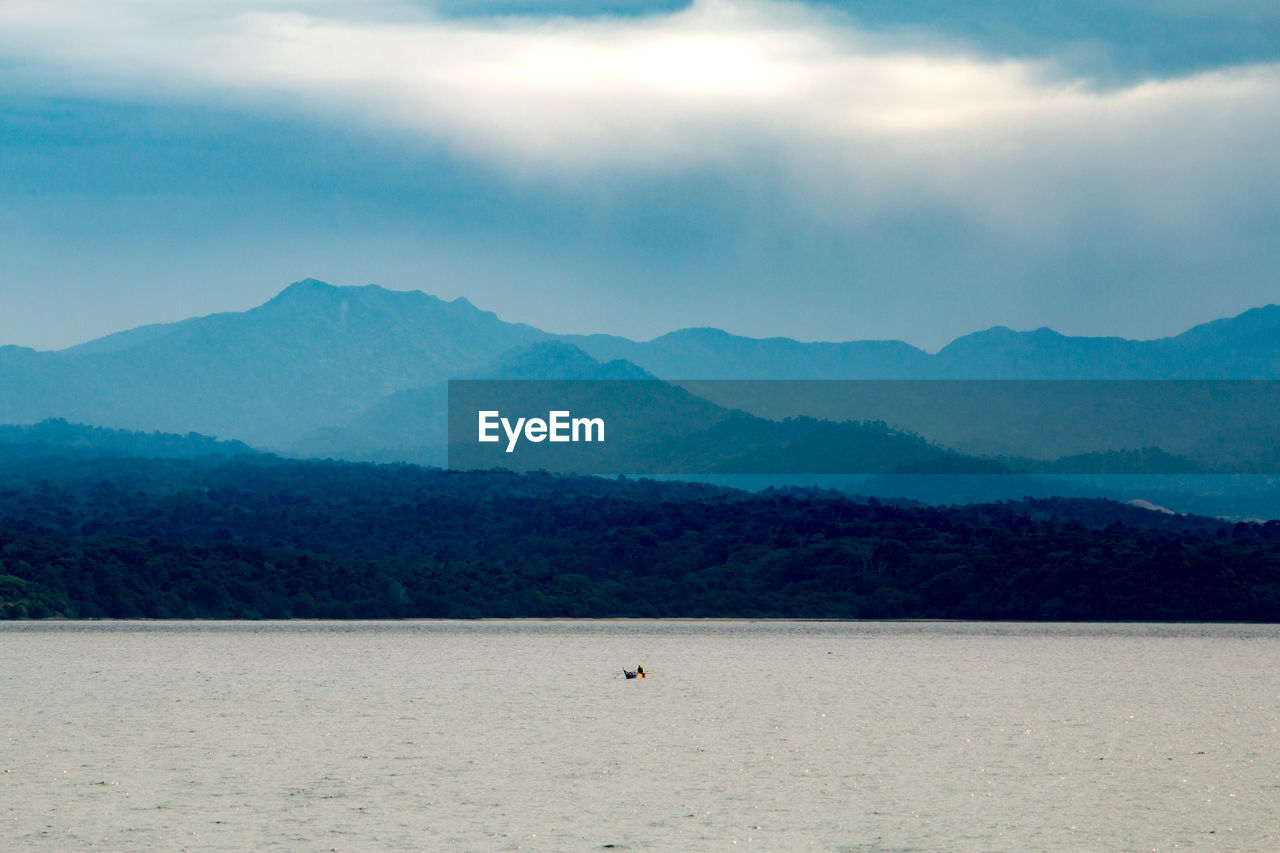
[3,621,1279,851]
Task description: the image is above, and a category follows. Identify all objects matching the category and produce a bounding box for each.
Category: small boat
[623,665,647,679]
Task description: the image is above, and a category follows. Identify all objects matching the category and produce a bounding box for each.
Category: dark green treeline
[2,454,1278,620]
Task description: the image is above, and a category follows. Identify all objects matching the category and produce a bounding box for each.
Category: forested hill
[0,419,258,459]
[1,453,1278,621]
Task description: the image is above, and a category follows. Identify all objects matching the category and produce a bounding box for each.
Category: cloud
[1,0,1277,235]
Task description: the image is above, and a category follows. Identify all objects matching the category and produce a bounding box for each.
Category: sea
[3,620,1278,851]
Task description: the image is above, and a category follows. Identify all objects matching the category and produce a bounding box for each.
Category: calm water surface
[2,621,1279,851]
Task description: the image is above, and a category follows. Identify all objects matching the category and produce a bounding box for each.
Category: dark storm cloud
[0,1,1276,350]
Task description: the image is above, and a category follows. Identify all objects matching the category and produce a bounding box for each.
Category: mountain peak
[475,341,654,380]
[657,327,736,343]
[267,280,494,318]
[275,277,337,296]
[1173,303,1280,343]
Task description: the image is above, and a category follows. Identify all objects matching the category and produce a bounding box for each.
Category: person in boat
[636,665,645,677]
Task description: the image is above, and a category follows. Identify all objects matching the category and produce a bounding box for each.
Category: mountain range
[565,304,1280,380]
[3,278,1280,456]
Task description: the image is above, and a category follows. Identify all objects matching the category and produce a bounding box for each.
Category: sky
[1,0,1278,352]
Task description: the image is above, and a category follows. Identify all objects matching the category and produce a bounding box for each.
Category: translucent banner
[447,380,1280,475]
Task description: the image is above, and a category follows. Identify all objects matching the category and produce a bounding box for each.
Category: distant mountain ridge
[562,327,933,379]
[2,279,1279,450]
[567,306,1280,379]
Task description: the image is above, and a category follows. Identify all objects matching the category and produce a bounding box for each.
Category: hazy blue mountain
[563,327,933,379]
[475,340,656,381]
[931,306,1280,378]
[570,305,1280,379]
[0,280,549,446]
[286,341,658,464]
